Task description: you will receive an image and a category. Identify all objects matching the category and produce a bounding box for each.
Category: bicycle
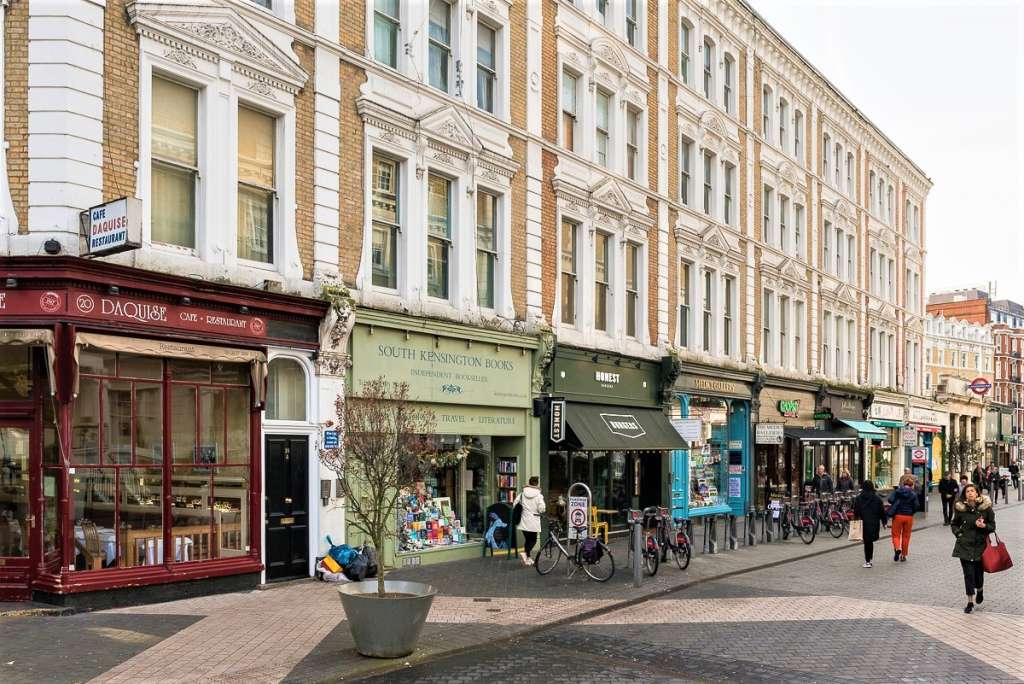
[534,518,615,582]
[625,507,660,576]
[779,496,816,544]
[653,506,691,570]
[819,494,847,539]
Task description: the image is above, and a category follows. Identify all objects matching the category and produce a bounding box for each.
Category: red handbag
[981,534,1013,573]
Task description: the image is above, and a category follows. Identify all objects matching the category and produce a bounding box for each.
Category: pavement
[2,491,1022,683]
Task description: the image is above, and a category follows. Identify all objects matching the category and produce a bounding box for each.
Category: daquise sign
[600,413,646,438]
[82,197,141,256]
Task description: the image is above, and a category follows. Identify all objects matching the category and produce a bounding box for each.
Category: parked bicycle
[625,507,661,576]
[534,518,615,582]
[653,506,691,570]
[819,494,848,539]
[779,496,816,544]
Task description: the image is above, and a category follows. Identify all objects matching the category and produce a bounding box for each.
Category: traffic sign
[969,377,992,396]
[567,496,588,539]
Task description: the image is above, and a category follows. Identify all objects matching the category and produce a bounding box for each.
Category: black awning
[783,427,858,444]
[563,403,689,451]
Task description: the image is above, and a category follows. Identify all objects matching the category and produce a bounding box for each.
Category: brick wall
[667,82,677,200]
[667,2,678,79]
[752,58,761,137]
[295,0,313,33]
[646,0,657,61]
[647,197,658,343]
[5,0,28,232]
[541,149,557,321]
[294,42,315,280]
[739,51,748,125]
[647,66,658,191]
[753,248,762,360]
[338,60,366,285]
[753,140,762,242]
[509,0,527,132]
[509,136,527,319]
[667,207,677,344]
[340,1,365,53]
[104,0,139,203]
[541,0,557,144]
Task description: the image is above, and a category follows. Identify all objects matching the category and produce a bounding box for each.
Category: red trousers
[891,514,914,556]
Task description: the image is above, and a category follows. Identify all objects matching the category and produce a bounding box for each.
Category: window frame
[150,74,200,252]
[723,53,735,114]
[235,104,279,266]
[426,171,453,301]
[702,37,714,100]
[427,0,452,93]
[626,106,641,182]
[680,136,693,206]
[560,218,579,326]
[679,20,692,85]
[625,241,640,338]
[723,163,734,226]
[370,152,402,291]
[475,190,499,309]
[476,20,498,115]
[561,69,579,152]
[679,260,692,348]
[702,268,714,353]
[373,0,401,69]
[594,231,612,333]
[702,149,714,216]
[595,89,612,168]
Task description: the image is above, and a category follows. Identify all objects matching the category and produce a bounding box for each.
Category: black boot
[976,590,984,605]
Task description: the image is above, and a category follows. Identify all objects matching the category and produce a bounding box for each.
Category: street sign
[670,418,702,442]
[969,377,992,396]
[550,399,566,443]
[909,446,927,464]
[567,496,589,539]
[323,430,339,449]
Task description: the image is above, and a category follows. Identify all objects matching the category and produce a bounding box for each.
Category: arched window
[266,357,306,421]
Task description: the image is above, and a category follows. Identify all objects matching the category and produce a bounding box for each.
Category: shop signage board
[550,399,566,443]
[824,397,863,420]
[728,465,743,475]
[909,406,945,427]
[670,418,702,443]
[813,410,833,421]
[551,348,660,407]
[81,196,142,256]
[431,405,527,436]
[969,377,991,396]
[600,413,646,439]
[323,430,339,449]
[902,427,918,446]
[727,440,743,451]
[869,402,906,423]
[674,372,753,400]
[351,324,531,408]
[0,290,67,315]
[567,496,589,539]
[755,423,784,445]
[778,400,800,418]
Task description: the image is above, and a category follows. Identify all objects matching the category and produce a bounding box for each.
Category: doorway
[264,435,309,582]
[0,423,33,600]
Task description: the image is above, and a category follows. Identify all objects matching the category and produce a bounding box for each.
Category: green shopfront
[348,310,538,566]
[542,347,686,530]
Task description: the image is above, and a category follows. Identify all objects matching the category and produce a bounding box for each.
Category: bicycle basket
[579,537,603,564]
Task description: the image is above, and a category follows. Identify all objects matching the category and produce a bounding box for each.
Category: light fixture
[4,277,16,288]
[239,305,250,314]
[108,285,119,295]
[181,296,192,306]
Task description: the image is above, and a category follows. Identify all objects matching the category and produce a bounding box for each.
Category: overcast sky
[750,0,1024,303]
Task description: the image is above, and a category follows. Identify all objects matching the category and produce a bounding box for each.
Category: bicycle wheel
[781,518,790,540]
[827,517,844,539]
[643,536,659,576]
[673,542,691,570]
[583,544,615,582]
[534,539,562,575]
[797,522,816,544]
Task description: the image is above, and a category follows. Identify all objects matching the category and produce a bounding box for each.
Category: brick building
[0,0,935,598]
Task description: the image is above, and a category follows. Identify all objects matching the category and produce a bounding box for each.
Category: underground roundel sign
[969,377,991,396]
[600,413,646,439]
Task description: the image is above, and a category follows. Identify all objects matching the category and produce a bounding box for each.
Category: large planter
[337,580,437,658]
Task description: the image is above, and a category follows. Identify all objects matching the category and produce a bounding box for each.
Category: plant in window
[321,378,436,598]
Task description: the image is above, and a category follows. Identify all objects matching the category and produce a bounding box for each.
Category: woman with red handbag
[951,484,995,614]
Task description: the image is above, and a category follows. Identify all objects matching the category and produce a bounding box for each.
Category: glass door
[0,425,33,599]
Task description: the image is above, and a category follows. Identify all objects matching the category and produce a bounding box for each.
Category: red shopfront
[0,258,326,605]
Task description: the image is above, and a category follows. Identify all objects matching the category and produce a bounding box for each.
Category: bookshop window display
[398,435,497,553]
[678,397,730,511]
[68,350,252,571]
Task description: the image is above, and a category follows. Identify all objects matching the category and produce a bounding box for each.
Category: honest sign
[600,413,646,439]
[550,399,566,443]
[83,197,141,256]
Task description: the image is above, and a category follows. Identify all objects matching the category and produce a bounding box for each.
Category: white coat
[514,486,546,533]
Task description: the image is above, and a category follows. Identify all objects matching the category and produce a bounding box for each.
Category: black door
[265,436,309,582]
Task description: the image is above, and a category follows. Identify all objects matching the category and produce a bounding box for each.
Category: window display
[684,397,729,510]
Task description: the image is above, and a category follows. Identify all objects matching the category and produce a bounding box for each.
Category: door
[0,424,33,600]
[264,436,309,582]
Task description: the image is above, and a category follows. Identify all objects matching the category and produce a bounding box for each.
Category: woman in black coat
[853,480,885,568]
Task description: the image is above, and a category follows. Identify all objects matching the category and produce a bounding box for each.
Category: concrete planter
[337,580,436,658]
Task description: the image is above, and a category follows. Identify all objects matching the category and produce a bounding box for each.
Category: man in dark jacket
[1010,461,1020,490]
[938,472,959,525]
[811,465,834,495]
[971,463,986,489]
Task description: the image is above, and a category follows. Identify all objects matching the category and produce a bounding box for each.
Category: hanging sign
[671,418,702,443]
[550,399,566,443]
[902,426,919,447]
[777,400,800,418]
[909,446,928,464]
[969,377,992,396]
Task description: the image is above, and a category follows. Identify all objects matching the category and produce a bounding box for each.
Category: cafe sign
[778,400,800,418]
[81,197,142,256]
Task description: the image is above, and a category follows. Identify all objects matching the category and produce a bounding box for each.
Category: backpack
[579,537,603,564]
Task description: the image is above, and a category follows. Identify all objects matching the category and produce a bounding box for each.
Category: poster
[728,477,741,498]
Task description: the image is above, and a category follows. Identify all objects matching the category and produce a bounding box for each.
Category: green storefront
[348,309,539,566]
[542,346,686,530]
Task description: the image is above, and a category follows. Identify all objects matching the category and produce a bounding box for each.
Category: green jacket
[951,495,995,561]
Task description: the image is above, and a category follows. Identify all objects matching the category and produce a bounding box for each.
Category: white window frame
[679,20,693,86]
[794,110,803,162]
[763,185,774,245]
[762,288,774,365]
[702,37,714,101]
[560,68,580,152]
[762,84,773,143]
[679,259,693,349]
[680,136,694,206]
[723,53,735,114]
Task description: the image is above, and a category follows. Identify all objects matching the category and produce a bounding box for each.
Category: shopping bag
[847,520,863,542]
[981,534,1013,573]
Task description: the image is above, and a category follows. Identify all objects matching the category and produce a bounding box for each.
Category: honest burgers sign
[600,413,646,439]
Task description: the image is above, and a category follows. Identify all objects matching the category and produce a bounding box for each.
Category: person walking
[1010,460,1020,490]
[958,474,970,498]
[971,463,986,489]
[513,476,546,566]
[951,483,995,613]
[887,475,918,562]
[938,471,959,525]
[853,480,885,568]
[836,469,855,492]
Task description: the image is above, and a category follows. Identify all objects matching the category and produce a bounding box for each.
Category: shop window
[237,106,276,263]
[266,358,306,421]
[0,344,32,399]
[70,354,252,570]
[679,397,729,511]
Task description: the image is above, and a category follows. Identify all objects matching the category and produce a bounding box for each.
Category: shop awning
[871,419,906,429]
[910,423,942,433]
[564,403,689,451]
[783,427,858,444]
[838,420,887,439]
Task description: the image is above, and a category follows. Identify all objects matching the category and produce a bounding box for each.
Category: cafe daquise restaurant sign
[0,289,268,339]
[349,322,532,426]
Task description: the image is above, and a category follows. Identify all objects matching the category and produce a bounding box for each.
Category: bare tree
[320,377,436,596]
[946,434,983,476]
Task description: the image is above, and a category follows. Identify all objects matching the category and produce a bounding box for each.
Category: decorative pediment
[419,105,483,154]
[590,176,631,215]
[700,110,727,140]
[700,222,739,254]
[835,199,852,223]
[592,37,628,72]
[778,161,798,187]
[778,258,808,283]
[834,283,859,305]
[128,1,308,91]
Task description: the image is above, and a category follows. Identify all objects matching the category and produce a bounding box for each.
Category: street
[2,498,1021,683]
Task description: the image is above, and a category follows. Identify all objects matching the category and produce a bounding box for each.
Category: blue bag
[326,536,358,567]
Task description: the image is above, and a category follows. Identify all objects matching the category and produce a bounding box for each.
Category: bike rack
[566,482,593,578]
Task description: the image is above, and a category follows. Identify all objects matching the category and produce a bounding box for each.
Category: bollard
[728,514,739,550]
[632,519,642,588]
[708,516,719,554]
[765,509,774,543]
[746,511,757,547]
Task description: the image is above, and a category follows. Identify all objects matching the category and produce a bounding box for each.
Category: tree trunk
[374,532,386,596]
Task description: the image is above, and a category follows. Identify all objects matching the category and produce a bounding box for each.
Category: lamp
[4,278,16,288]
[239,305,250,314]
[181,296,192,306]
[108,285,119,295]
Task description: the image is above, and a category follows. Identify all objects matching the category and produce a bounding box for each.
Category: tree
[946,434,982,476]
[320,377,436,596]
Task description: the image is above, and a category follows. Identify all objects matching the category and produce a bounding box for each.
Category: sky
[750,0,1024,303]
